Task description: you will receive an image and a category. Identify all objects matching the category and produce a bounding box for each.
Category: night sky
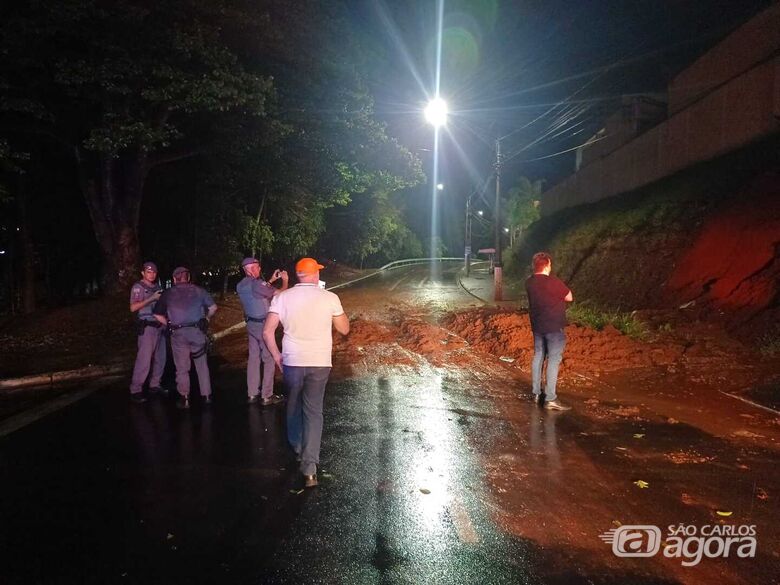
[349,0,772,251]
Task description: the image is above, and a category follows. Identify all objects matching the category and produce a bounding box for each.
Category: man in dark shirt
[525,252,573,411]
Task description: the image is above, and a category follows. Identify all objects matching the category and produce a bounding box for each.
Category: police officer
[237,257,289,405]
[129,261,167,404]
[153,266,217,409]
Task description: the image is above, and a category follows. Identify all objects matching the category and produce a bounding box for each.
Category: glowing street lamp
[424,97,448,128]
[436,183,444,191]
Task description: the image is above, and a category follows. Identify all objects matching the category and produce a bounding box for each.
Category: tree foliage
[505,176,542,246]
[0,0,423,295]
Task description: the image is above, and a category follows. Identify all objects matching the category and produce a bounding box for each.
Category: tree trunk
[16,173,36,313]
[77,149,148,294]
[251,189,267,258]
[221,271,230,299]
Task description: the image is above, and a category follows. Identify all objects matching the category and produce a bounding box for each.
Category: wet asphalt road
[0,371,540,585]
[1,263,777,584]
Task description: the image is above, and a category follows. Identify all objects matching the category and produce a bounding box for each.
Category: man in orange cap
[263,257,350,488]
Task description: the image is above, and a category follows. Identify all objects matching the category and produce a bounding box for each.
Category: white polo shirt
[268,283,345,367]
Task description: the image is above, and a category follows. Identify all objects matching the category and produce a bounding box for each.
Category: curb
[456,269,490,305]
[0,322,247,392]
[0,364,129,391]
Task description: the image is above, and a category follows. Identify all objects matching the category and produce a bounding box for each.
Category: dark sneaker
[203,394,213,405]
[260,394,285,406]
[303,474,318,488]
[544,399,571,411]
[247,395,259,404]
[148,386,169,397]
[176,396,190,410]
[130,393,147,404]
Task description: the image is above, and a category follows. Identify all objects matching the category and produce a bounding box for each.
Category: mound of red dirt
[443,308,683,374]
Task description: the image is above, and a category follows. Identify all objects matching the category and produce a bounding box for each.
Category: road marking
[0,378,117,438]
[389,276,407,291]
[450,497,479,543]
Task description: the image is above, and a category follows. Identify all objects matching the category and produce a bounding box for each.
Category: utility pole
[493,138,503,301]
[465,196,471,276]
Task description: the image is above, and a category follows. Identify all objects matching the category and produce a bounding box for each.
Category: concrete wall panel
[542,58,779,216]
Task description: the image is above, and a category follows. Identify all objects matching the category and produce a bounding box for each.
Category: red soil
[442,308,683,376]
[665,172,780,333]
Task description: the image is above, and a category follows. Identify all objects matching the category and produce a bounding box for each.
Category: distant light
[436,183,444,191]
[0,250,5,255]
[16,227,21,232]
[424,97,448,128]
[477,210,483,216]
[504,227,510,233]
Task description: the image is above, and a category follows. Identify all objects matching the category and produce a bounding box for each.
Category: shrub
[567,303,648,340]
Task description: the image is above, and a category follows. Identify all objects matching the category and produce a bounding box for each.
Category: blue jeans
[283,366,331,475]
[531,331,566,401]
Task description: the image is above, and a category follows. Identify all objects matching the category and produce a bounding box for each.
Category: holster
[198,318,209,334]
[136,319,161,335]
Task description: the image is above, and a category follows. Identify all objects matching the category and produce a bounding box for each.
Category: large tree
[148,0,423,273]
[0,0,272,291]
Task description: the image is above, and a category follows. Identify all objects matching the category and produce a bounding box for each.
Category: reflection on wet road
[1,262,777,584]
[0,370,543,584]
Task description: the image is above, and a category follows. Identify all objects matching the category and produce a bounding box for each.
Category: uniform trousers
[129,324,166,394]
[246,321,275,399]
[171,327,212,397]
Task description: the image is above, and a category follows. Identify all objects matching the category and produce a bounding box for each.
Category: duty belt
[169,321,200,330]
[139,319,162,329]
[245,316,266,323]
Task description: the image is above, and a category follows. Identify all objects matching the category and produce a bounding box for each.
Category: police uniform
[153,267,216,404]
[237,258,278,402]
[129,262,166,398]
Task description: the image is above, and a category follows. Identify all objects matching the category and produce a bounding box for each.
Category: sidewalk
[457,262,526,308]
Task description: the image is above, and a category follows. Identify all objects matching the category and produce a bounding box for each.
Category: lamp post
[424,97,448,261]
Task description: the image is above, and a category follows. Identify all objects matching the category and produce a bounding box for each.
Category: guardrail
[326,257,463,291]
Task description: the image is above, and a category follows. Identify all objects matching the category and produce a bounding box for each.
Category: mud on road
[2,269,778,583]
[291,286,779,585]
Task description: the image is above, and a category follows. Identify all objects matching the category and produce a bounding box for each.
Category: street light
[436,183,444,191]
[424,97,448,128]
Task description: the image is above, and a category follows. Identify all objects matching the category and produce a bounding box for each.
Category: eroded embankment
[516,145,780,342]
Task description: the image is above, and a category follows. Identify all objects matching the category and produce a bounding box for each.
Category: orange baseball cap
[295,257,325,274]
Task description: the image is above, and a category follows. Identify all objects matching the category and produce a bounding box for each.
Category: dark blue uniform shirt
[153,283,215,325]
